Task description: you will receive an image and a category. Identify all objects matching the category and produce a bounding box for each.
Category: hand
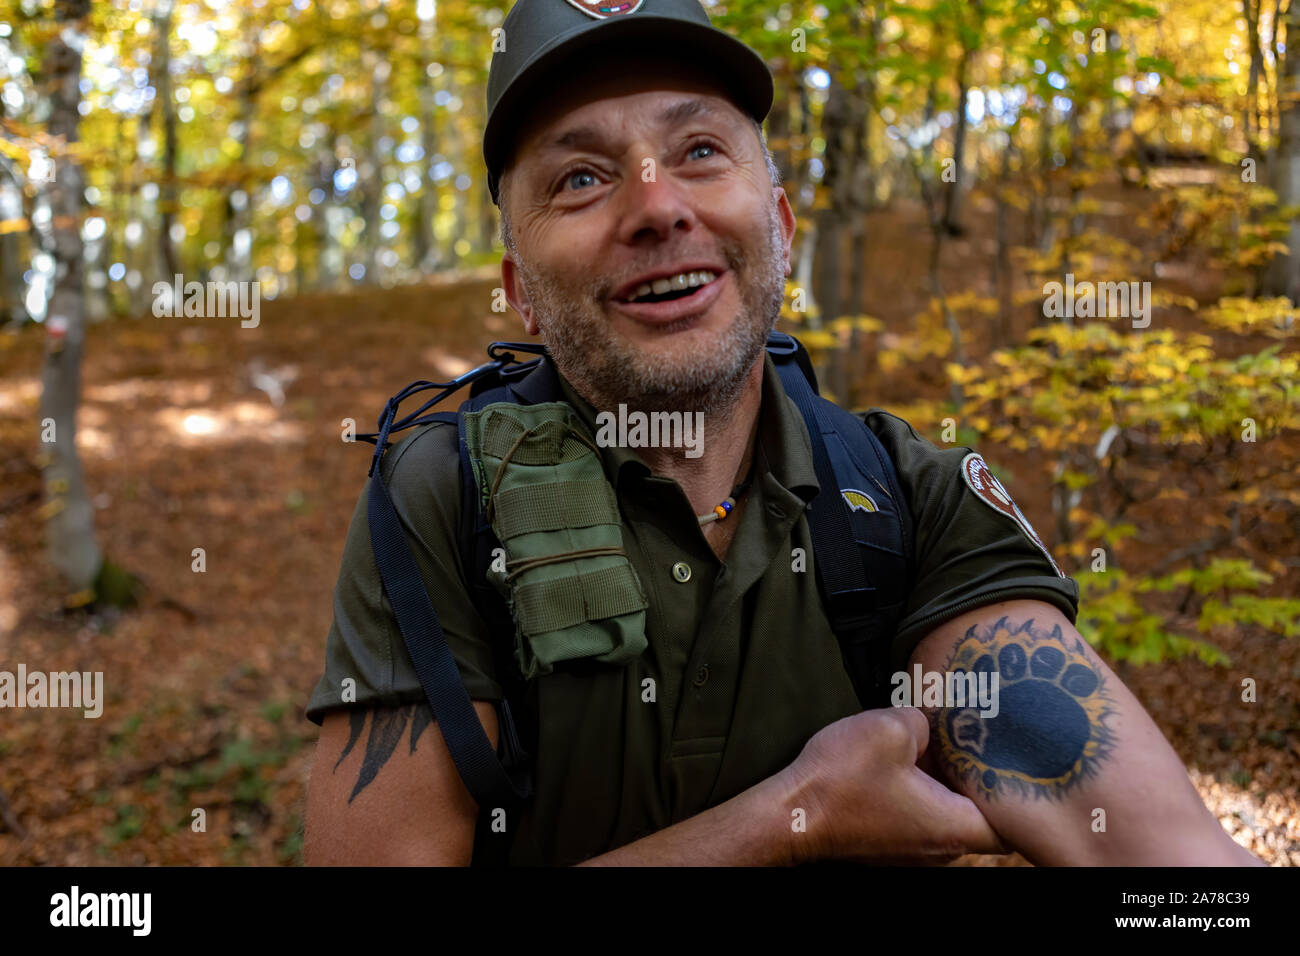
[780,707,1005,865]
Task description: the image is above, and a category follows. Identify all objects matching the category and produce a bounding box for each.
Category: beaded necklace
[696,468,756,526]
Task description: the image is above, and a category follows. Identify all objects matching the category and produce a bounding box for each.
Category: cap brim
[485,16,773,203]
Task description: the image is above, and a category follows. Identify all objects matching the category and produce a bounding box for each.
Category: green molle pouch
[463,402,649,680]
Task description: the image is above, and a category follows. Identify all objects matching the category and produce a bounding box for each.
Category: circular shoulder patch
[960,453,1065,578]
[564,0,645,18]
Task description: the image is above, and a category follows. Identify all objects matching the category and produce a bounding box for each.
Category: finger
[951,800,1006,857]
[915,742,940,779]
[911,771,1006,856]
[885,706,932,762]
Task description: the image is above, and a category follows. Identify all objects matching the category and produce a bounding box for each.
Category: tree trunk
[39,0,103,602]
[362,53,388,280]
[1267,0,1284,141]
[1033,102,1055,253]
[942,47,972,236]
[812,68,848,326]
[223,16,258,283]
[992,129,1014,349]
[1243,0,1261,156]
[414,10,439,270]
[152,0,180,278]
[1263,0,1300,299]
[915,70,966,409]
[847,2,879,318]
[766,60,794,188]
[0,177,26,325]
[792,76,816,316]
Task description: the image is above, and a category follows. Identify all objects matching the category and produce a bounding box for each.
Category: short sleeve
[863,409,1081,671]
[304,422,503,726]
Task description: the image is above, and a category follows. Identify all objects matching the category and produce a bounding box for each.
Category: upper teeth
[628,270,716,301]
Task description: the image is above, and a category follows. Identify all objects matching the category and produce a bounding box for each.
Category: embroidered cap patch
[564,0,645,18]
[960,453,1065,578]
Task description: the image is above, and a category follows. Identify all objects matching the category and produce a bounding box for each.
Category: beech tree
[37,0,103,604]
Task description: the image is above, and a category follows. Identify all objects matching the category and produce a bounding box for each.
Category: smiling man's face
[499,55,796,414]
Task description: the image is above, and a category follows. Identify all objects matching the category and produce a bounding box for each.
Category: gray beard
[515,203,786,417]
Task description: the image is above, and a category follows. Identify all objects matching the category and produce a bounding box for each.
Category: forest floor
[0,169,1297,866]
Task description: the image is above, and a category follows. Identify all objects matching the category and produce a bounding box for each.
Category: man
[303,0,1258,866]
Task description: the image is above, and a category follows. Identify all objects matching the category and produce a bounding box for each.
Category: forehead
[508,55,750,166]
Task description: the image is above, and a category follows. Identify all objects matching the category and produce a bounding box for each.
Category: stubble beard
[514,203,787,416]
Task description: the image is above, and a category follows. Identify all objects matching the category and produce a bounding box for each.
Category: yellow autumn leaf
[0,138,28,161]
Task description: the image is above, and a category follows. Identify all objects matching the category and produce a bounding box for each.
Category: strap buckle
[765,330,799,355]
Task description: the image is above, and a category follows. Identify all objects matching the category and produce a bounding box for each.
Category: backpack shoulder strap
[365,412,530,813]
[455,356,566,866]
[768,332,914,707]
[357,345,560,867]
[358,353,554,831]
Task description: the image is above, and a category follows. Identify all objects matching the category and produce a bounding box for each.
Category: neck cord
[697,463,757,525]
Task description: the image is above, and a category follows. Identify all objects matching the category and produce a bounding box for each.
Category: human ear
[500,253,539,335]
[774,187,796,276]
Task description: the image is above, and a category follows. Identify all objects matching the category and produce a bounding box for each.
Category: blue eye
[565,170,597,191]
[688,143,717,160]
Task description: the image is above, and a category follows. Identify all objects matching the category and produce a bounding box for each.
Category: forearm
[576,770,799,866]
[912,600,1262,866]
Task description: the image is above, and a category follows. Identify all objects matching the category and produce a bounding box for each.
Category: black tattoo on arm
[333,703,433,803]
[930,616,1116,801]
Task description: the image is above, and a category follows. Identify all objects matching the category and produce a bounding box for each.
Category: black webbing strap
[772,358,878,636]
[367,457,529,812]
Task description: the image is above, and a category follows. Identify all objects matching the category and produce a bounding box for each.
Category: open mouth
[618,270,719,305]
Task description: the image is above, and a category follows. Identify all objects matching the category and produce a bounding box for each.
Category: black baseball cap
[484,0,774,206]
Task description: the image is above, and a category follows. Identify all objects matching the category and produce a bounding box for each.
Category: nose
[613,156,698,247]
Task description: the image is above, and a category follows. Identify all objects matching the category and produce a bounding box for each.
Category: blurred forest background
[0,0,1298,865]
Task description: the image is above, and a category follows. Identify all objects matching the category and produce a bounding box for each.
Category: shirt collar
[551,352,820,500]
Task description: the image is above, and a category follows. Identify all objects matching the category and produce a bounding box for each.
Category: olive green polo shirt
[305,355,1079,865]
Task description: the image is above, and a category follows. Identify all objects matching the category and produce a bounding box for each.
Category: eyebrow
[539,97,726,156]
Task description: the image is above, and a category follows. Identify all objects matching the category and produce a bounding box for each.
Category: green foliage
[1199,594,1300,639]
[107,712,143,759]
[952,321,1300,665]
[957,323,1300,452]
[259,698,290,724]
[92,556,143,609]
[170,698,305,835]
[172,733,301,805]
[1202,297,1298,339]
[1141,182,1295,277]
[279,815,306,866]
[103,804,145,846]
[1076,559,1300,664]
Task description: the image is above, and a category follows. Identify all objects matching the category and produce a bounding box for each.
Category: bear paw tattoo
[936,617,1116,800]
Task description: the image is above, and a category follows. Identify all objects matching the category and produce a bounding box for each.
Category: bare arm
[306,697,999,866]
[577,772,797,866]
[304,700,498,866]
[909,598,1262,866]
[581,707,1003,866]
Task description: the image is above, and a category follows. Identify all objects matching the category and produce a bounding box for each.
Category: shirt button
[693,665,709,687]
[671,561,692,583]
